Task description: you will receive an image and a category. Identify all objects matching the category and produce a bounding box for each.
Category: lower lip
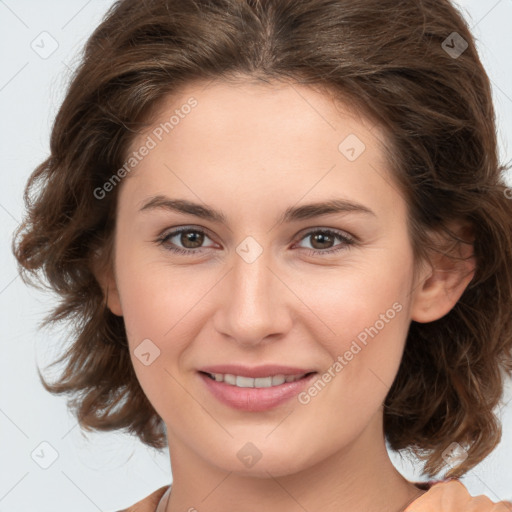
[199,372,317,412]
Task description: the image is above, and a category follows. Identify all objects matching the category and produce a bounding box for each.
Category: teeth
[224,374,236,385]
[207,373,307,388]
[272,375,286,386]
[236,376,254,388]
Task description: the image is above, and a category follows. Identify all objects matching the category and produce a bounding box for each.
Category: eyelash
[155,226,355,257]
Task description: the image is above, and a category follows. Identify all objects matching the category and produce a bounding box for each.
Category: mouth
[197,367,318,412]
[199,371,316,388]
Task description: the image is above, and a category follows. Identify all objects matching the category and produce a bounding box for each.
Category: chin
[206,440,315,479]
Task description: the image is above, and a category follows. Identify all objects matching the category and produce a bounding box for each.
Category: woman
[13,0,512,510]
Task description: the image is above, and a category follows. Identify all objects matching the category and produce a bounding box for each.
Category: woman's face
[107,79,426,477]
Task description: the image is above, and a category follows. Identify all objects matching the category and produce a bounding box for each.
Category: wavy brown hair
[12,0,512,479]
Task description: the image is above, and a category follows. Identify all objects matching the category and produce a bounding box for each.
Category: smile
[203,372,312,388]
[198,369,318,412]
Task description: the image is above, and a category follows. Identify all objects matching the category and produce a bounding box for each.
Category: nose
[212,247,293,347]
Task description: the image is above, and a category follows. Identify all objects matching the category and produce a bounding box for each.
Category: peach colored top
[117,481,434,512]
[117,485,169,512]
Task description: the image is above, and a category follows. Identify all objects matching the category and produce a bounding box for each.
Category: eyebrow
[139,195,376,224]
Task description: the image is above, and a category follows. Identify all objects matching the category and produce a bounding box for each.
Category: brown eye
[309,232,335,250]
[296,228,355,255]
[158,227,216,255]
[179,229,204,249]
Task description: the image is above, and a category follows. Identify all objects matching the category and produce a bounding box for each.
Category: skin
[98,79,479,512]
[404,481,512,511]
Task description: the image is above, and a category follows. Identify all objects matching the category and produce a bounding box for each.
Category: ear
[91,244,123,317]
[411,222,476,323]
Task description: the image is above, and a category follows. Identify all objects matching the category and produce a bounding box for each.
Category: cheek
[115,244,205,344]
[113,248,225,406]
[295,258,412,353]
[293,273,410,443]
[113,251,201,416]
[293,250,414,410]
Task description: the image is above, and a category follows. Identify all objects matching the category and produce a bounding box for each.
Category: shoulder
[115,485,170,512]
[406,479,512,511]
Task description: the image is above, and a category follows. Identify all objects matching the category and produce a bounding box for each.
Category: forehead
[120,79,403,222]
[138,78,382,155]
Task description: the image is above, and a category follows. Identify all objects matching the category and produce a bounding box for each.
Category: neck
[164,409,424,512]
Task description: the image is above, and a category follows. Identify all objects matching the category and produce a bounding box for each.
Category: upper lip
[199,364,316,378]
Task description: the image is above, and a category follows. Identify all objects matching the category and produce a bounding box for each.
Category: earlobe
[411,226,476,323]
[91,247,123,317]
[104,280,123,317]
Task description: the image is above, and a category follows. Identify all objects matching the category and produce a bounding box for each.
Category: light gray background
[1,1,511,511]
